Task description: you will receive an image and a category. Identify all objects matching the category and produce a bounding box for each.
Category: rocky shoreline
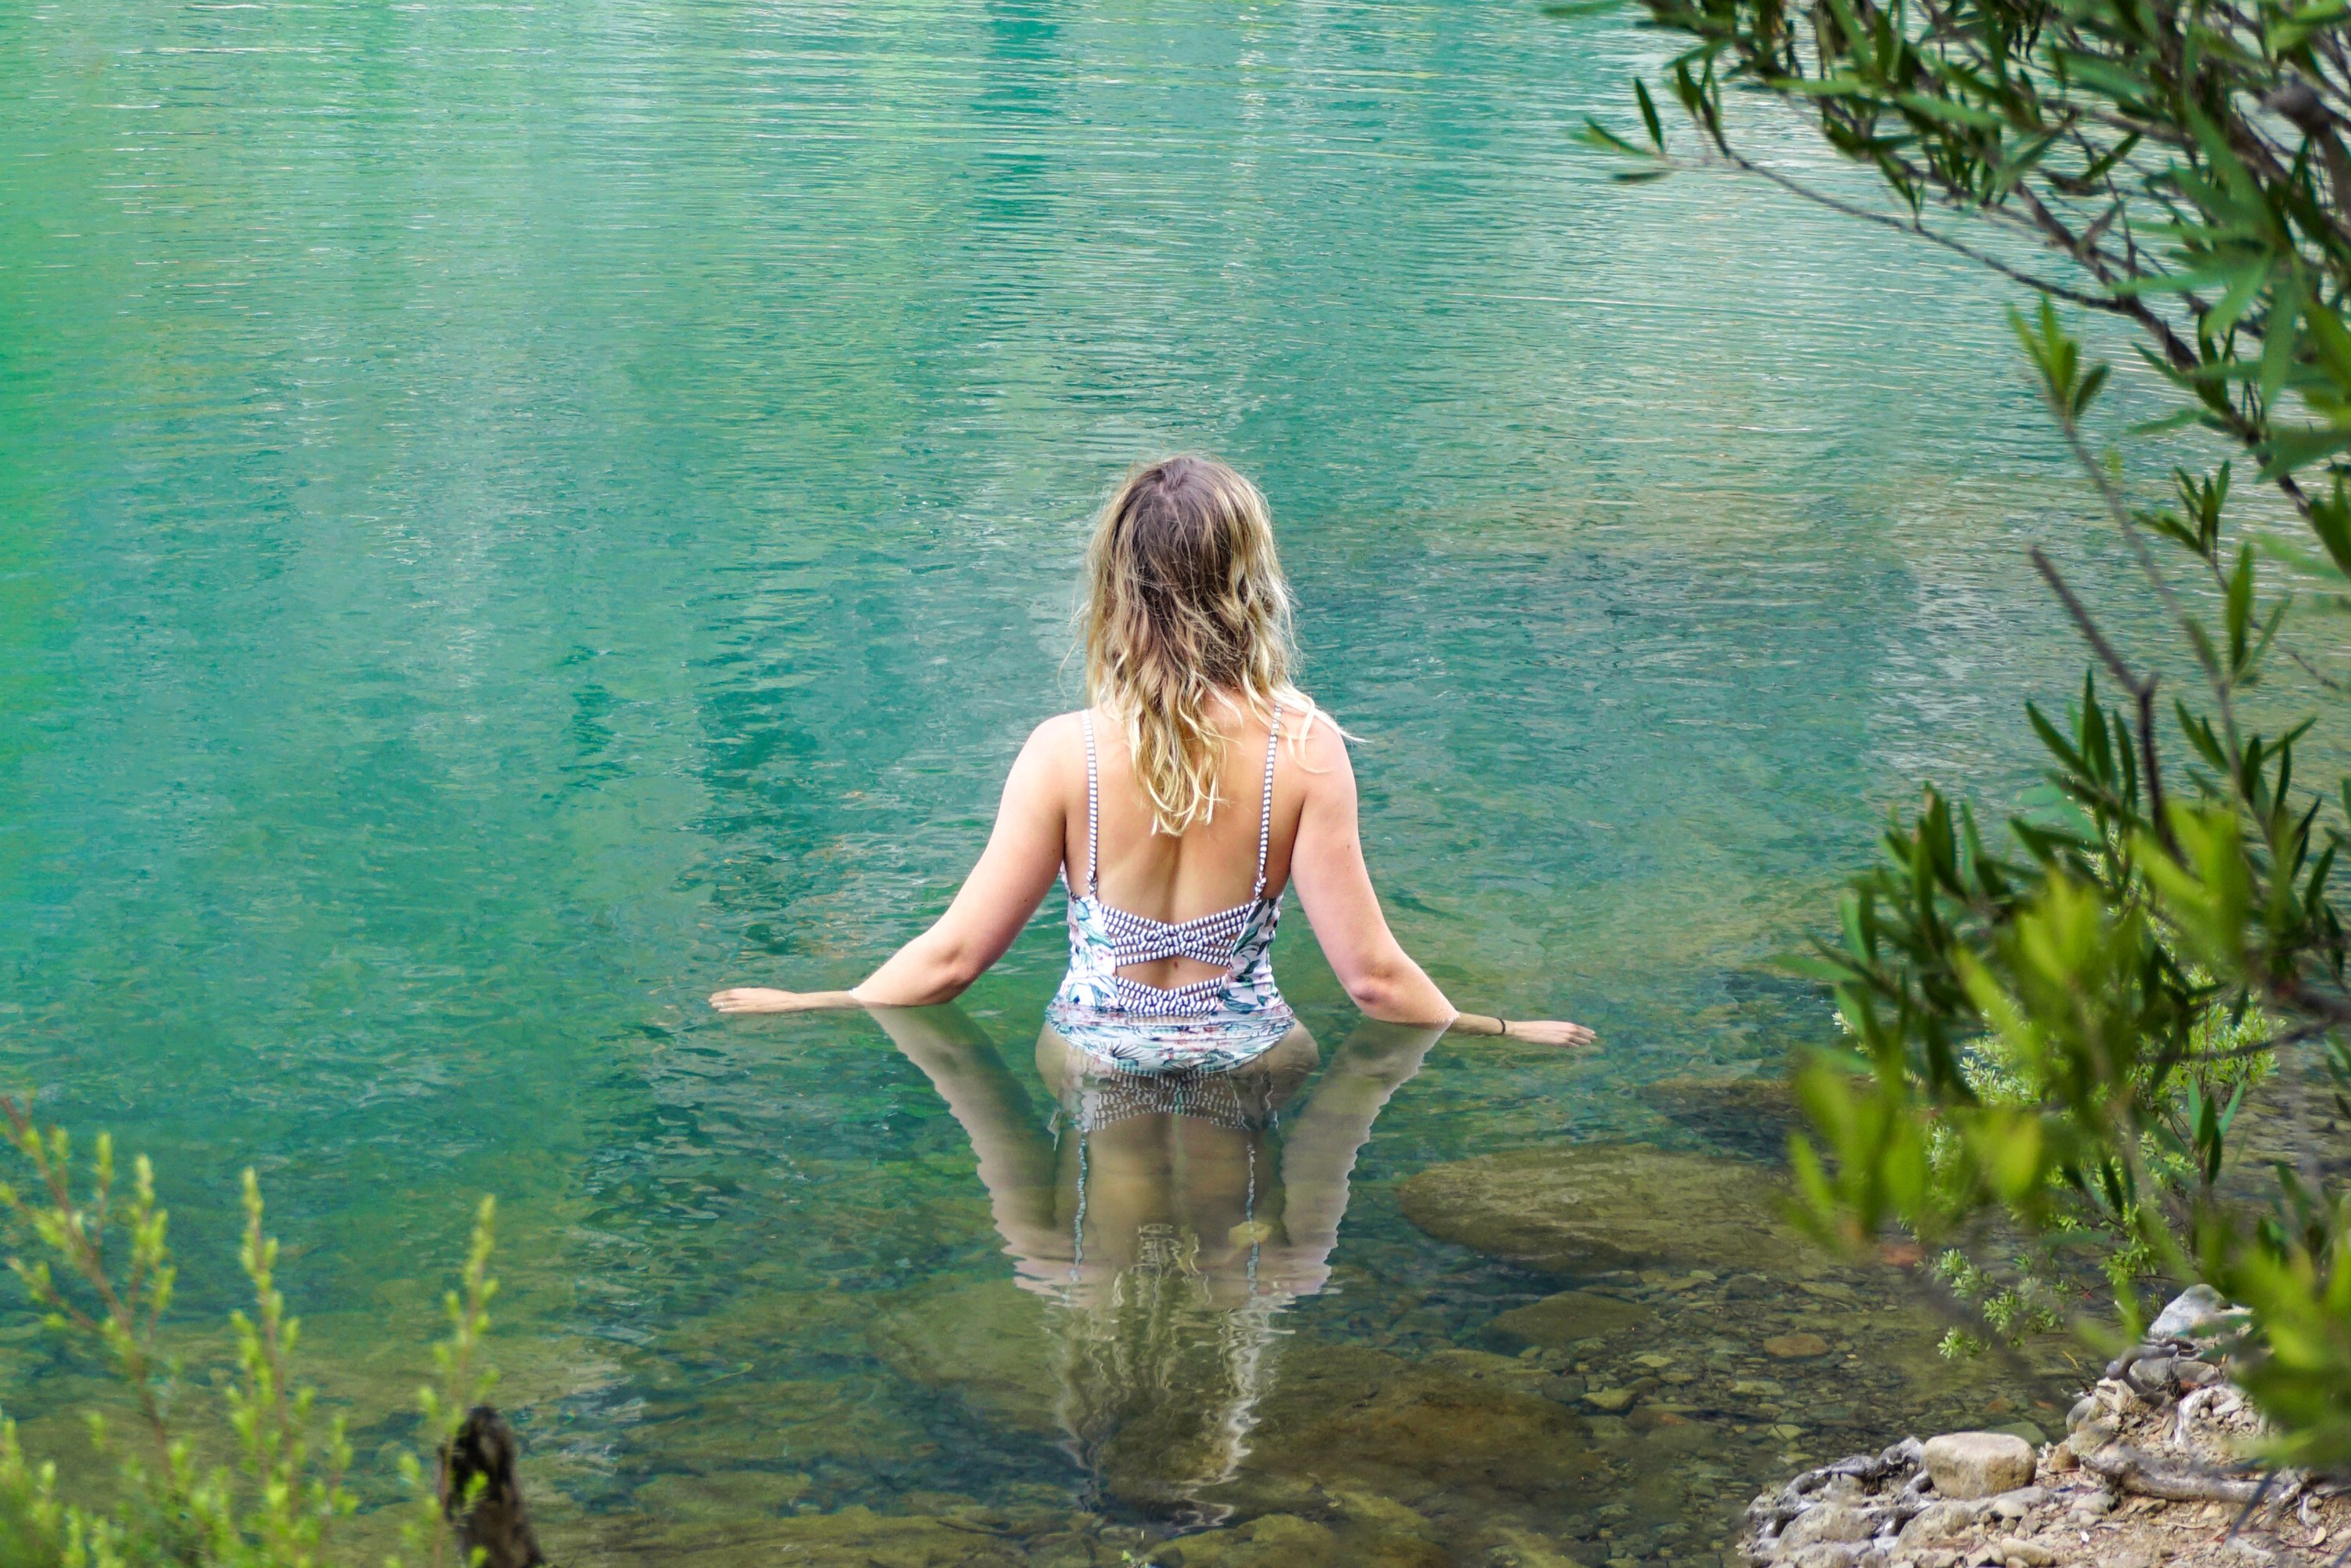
[1741,1293,2349,1568]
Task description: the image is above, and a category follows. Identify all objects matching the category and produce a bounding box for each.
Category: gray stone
[2148,1284,2234,1341]
[1896,1500,1986,1547]
[1921,1432,2035,1500]
[1786,1546,1870,1568]
[2065,1418,2117,1458]
[2175,1357,2224,1388]
[1782,1505,1875,1548]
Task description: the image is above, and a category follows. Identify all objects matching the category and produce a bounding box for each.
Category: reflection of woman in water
[710,453,1594,1052]
[866,1003,1448,1518]
[711,454,1596,1519]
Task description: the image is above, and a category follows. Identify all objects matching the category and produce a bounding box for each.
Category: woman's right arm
[1288,720,1595,1048]
[709,716,1072,1014]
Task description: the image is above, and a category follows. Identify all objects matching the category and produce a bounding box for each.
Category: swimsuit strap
[1252,712,1281,902]
[1081,709,1100,896]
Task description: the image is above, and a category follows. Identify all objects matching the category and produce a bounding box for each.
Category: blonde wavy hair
[1082,455,1313,836]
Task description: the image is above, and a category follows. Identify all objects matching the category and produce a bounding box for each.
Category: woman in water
[711,454,1593,1519]
[709,453,1594,1059]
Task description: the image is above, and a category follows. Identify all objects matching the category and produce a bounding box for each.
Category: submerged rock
[1648,1074,1807,1162]
[629,1467,813,1522]
[1232,1342,1604,1512]
[1396,1142,1812,1274]
[1153,1512,1345,1566]
[578,1504,1030,1566]
[867,1277,1060,1434]
[1485,1288,1652,1350]
[1762,1334,1830,1360]
[865,1274,1606,1546]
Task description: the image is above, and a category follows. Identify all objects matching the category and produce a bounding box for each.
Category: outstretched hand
[708,987,850,1014]
[1509,1019,1597,1048]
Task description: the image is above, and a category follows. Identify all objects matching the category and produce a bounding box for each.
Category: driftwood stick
[2080,1440,2265,1503]
[442,1405,549,1568]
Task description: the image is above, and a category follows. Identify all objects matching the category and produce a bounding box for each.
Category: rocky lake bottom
[480,1083,2079,1568]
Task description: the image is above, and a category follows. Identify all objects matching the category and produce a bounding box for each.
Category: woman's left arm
[710,719,1072,1013]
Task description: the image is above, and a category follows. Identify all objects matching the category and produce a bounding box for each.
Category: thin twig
[2030,545,2179,854]
[1704,146,2127,310]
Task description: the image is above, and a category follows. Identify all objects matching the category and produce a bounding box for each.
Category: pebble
[1764,1333,1832,1359]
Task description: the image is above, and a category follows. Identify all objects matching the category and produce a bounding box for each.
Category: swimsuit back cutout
[1048,709,1296,1072]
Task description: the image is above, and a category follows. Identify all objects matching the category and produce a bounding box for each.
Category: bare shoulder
[1006,710,1086,785]
[1283,701,1357,792]
[1024,709,1088,758]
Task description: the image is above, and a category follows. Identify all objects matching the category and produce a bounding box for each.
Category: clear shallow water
[0,1,2217,1560]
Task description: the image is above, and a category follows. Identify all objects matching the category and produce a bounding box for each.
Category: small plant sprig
[216,1170,356,1564]
[0,1097,504,1567]
[393,1197,498,1568]
[0,1096,176,1465]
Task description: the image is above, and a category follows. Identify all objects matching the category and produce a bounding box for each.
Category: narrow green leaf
[2204,255,2274,342]
[1635,77,1665,151]
[2128,406,2209,436]
[2259,423,2351,480]
[2307,483,2351,578]
[2305,300,2351,392]
[1894,91,2008,130]
[2262,269,2306,407]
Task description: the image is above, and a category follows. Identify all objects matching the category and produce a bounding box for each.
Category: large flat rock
[1396,1141,1813,1275]
[1485,1288,1653,1350]
[866,1277,1059,1434]
[1233,1342,1604,1511]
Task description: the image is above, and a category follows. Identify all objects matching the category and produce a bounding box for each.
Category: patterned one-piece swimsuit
[1045,710,1298,1074]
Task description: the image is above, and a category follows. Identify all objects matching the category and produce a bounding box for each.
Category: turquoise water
[0,2,2186,1561]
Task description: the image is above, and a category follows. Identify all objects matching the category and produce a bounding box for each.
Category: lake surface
[0,2,2186,1561]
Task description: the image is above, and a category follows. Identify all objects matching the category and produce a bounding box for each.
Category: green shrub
[1580,0,2351,1469]
[0,1095,502,1566]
